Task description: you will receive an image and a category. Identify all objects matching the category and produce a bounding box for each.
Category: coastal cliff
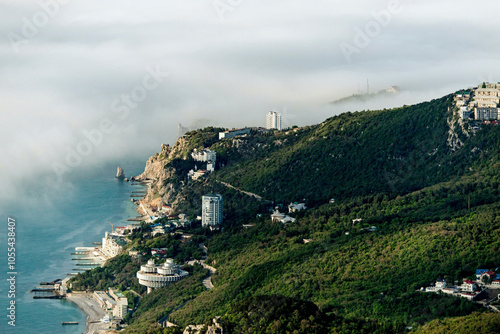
[134,128,222,212]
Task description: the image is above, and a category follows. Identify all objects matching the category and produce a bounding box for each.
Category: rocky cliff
[134,136,192,211]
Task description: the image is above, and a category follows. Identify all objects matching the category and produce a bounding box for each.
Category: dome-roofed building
[136,259,189,293]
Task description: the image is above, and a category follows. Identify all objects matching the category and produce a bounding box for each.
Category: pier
[31,280,66,299]
[71,251,90,255]
[62,321,79,325]
[40,279,61,285]
[127,217,144,221]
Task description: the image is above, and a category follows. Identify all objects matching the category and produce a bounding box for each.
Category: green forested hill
[214,95,488,205]
[115,94,500,333]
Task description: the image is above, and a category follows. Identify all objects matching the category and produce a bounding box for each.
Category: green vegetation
[218,295,333,333]
[167,95,500,331]
[70,254,145,293]
[414,312,500,334]
[73,93,500,332]
[124,264,209,334]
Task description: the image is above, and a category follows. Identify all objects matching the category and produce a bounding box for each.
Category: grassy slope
[216,96,461,204]
[122,94,500,332]
[167,96,500,330]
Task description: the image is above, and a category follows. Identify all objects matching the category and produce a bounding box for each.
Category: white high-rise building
[266,111,282,130]
[202,194,223,227]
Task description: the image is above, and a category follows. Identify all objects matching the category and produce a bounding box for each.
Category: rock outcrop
[135,137,191,210]
[116,166,125,179]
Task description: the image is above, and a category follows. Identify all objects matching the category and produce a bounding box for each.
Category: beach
[66,293,110,334]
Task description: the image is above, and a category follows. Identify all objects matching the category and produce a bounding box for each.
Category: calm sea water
[1,161,147,334]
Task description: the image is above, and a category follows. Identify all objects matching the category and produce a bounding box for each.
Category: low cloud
[1,0,499,205]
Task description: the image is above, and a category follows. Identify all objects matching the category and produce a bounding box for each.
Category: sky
[1,0,500,205]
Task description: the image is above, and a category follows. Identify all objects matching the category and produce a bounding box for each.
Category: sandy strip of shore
[66,292,109,334]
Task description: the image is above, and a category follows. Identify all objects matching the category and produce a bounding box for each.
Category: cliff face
[136,143,172,181]
[135,136,191,211]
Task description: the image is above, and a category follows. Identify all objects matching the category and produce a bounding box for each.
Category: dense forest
[71,93,500,333]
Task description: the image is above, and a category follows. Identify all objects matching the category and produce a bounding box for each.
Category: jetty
[127,217,144,222]
[40,279,61,285]
[31,279,66,299]
[62,321,78,325]
[71,251,89,255]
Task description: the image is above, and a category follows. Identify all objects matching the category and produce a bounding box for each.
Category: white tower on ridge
[266,111,282,130]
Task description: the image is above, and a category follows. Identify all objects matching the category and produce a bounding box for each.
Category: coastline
[66,292,109,334]
[63,173,149,333]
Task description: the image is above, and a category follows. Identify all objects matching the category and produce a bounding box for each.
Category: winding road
[187,244,216,290]
[217,180,272,203]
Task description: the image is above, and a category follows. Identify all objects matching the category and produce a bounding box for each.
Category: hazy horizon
[1,0,499,205]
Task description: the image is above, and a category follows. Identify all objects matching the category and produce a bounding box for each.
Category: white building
[108,288,128,318]
[460,279,477,292]
[219,128,251,139]
[207,161,215,172]
[202,194,223,227]
[266,111,282,130]
[475,107,499,120]
[270,210,296,224]
[102,232,127,258]
[136,259,189,294]
[93,288,128,319]
[288,202,307,213]
[191,149,216,162]
[425,280,447,292]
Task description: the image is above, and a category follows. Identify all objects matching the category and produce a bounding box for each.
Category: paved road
[188,259,216,290]
[188,245,216,290]
[139,202,153,222]
[217,181,272,203]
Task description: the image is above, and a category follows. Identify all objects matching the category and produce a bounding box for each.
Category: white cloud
[1,0,499,205]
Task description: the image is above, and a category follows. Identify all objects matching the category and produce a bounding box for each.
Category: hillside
[73,93,500,333]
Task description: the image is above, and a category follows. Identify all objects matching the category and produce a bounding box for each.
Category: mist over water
[1,1,499,206]
[1,2,500,331]
[0,160,147,334]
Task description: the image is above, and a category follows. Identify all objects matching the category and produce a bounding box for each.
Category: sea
[1,160,148,334]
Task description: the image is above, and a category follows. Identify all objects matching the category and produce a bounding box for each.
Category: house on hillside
[476,269,489,279]
[219,127,251,139]
[271,210,296,224]
[460,279,477,292]
[288,202,306,213]
[271,210,286,222]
